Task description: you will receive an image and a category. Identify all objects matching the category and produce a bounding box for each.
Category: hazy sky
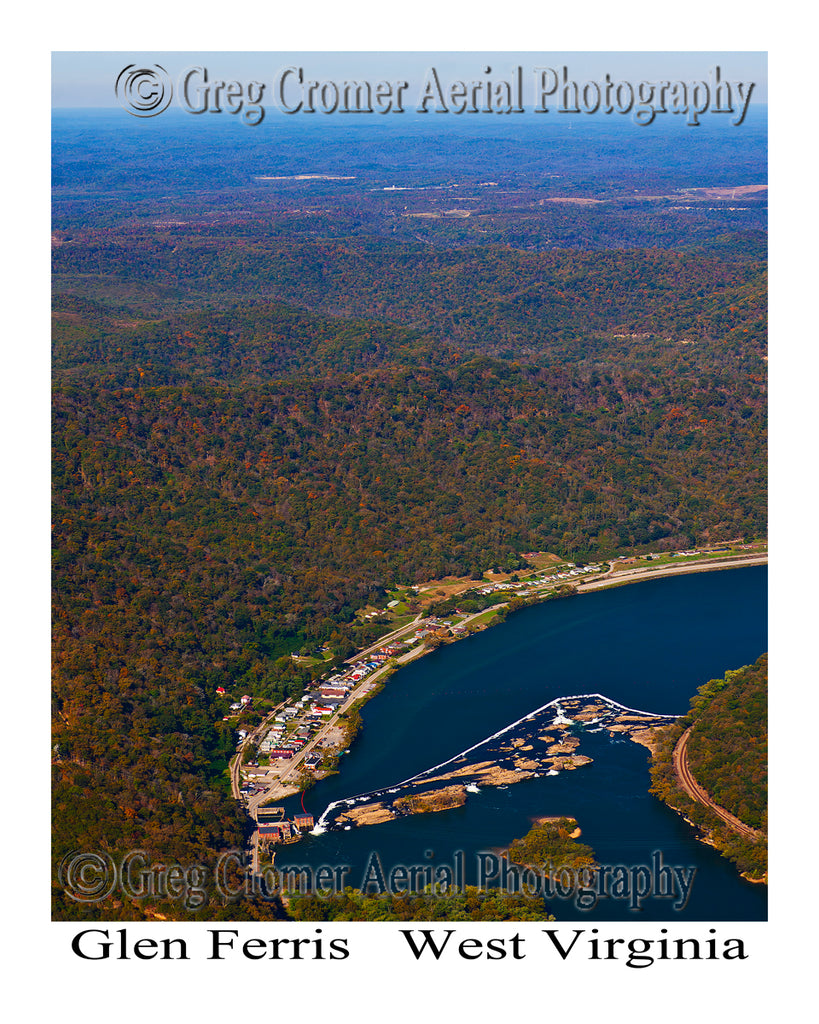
[52,51,767,108]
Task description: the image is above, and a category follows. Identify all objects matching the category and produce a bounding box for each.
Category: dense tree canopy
[649,654,767,879]
[52,118,766,919]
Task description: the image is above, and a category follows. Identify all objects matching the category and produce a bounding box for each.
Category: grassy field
[609,540,767,575]
[343,541,766,637]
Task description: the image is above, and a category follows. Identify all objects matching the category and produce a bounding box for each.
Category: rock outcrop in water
[311,694,678,836]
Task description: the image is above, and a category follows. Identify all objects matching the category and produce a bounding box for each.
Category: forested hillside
[52,112,766,920]
[52,236,766,363]
[51,276,766,917]
[649,654,767,880]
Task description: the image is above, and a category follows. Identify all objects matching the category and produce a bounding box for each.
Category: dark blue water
[276,566,767,920]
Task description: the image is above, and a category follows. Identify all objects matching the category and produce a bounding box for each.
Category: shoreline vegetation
[241,544,761,921]
[507,817,597,875]
[51,112,768,927]
[648,654,768,883]
[261,571,766,922]
[311,694,677,837]
[235,543,766,812]
[284,816,592,924]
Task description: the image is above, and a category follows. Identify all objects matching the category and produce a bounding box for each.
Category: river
[275,564,768,920]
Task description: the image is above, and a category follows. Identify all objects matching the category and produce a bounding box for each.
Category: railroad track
[673,726,764,841]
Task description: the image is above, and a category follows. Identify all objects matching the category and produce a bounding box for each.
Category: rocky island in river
[313,694,678,834]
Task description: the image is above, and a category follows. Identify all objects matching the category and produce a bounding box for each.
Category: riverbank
[647,654,768,884]
[270,567,767,920]
[313,694,679,837]
[239,549,766,863]
[576,552,768,595]
[241,551,766,799]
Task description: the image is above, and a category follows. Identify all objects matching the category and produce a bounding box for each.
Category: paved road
[246,652,418,809]
[577,554,767,593]
[229,698,290,800]
[235,630,432,873]
[236,553,765,871]
[346,615,427,663]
